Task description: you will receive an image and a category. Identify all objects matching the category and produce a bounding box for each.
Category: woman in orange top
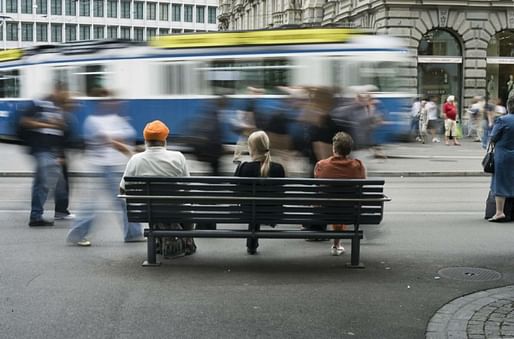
[314,131,367,256]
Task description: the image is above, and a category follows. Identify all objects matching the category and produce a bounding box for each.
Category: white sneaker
[432,138,440,143]
[331,244,345,256]
[55,213,76,220]
[76,239,91,247]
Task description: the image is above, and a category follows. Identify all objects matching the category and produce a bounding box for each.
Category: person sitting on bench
[120,120,196,258]
[234,130,286,254]
[314,131,367,256]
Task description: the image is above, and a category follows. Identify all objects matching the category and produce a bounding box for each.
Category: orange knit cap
[143,120,169,141]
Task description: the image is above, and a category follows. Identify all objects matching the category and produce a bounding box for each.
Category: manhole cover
[437,267,502,282]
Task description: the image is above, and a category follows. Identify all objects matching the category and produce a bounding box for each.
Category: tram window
[336,59,400,92]
[53,64,108,96]
[207,59,292,95]
[0,70,20,98]
[160,62,208,95]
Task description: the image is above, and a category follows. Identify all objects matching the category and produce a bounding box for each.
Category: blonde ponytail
[248,131,272,177]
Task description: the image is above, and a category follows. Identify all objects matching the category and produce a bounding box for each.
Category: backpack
[13,102,37,145]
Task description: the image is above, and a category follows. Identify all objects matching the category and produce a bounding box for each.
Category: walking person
[425,96,441,143]
[120,120,196,257]
[488,96,514,222]
[66,90,143,246]
[443,95,461,146]
[234,130,285,254]
[19,83,73,226]
[314,132,366,255]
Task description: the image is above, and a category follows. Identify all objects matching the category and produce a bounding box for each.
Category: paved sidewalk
[427,285,514,339]
[0,137,488,177]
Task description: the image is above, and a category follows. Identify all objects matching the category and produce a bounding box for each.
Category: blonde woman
[234,130,286,254]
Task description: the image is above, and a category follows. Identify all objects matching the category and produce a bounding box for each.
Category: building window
[107,0,117,18]
[207,6,216,24]
[65,24,76,42]
[147,27,156,39]
[146,2,156,20]
[65,0,76,15]
[196,6,204,23]
[36,23,48,41]
[120,26,130,39]
[134,27,143,41]
[51,0,61,15]
[79,25,90,40]
[107,26,117,38]
[93,0,103,16]
[487,30,514,104]
[51,23,62,42]
[80,0,90,16]
[133,1,143,19]
[159,3,168,21]
[120,1,130,18]
[159,28,168,35]
[6,22,17,41]
[172,28,181,34]
[184,5,192,22]
[21,23,33,41]
[93,25,104,39]
[172,4,181,22]
[21,0,33,14]
[6,0,17,13]
[36,0,48,14]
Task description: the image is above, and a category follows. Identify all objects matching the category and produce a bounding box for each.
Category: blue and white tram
[0,28,412,144]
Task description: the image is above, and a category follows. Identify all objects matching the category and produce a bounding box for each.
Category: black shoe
[29,219,54,227]
[247,247,257,255]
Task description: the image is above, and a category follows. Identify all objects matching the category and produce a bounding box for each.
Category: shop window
[487,30,514,104]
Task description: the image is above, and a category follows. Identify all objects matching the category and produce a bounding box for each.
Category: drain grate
[437,267,502,282]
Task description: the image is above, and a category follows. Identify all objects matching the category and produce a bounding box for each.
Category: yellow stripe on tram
[0,48,23,62]
[149,28,363,49]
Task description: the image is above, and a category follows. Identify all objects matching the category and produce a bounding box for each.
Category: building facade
[0,0,218,49]
[219,0,514,110]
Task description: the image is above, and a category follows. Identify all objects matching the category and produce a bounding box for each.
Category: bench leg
[142,233,161,267]
[346,233,364,269]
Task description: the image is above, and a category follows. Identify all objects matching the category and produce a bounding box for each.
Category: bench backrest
[122,176,388,225]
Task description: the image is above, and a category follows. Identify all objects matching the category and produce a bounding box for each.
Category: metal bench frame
[119,176,390,267]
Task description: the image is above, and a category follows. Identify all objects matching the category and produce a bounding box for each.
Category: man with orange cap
[120,120,196,257]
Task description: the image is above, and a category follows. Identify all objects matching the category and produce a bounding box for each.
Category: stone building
[218,0,514,111]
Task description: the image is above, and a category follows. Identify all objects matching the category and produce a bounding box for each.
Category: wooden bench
[120,176,390,267]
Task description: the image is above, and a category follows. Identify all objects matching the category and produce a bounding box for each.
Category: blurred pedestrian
[19,83,73,227]
[481,102,496,149]
[234,130,285,254]
[411,97,421,141]
[418,98,428,144]
[119,120,196,257]
[466,96,484,142]
[425,96,441,143]
[66,90,143,246]
[232,87,264,164]
[488,96,514,222]
[190,97,225,175]
[314,132,366,255]
[443,95,460,146]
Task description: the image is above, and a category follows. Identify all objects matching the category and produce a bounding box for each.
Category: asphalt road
[1,176,512,339]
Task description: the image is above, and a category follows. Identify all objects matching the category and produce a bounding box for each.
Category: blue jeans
[30,151,66,221]
[66,165,142,242]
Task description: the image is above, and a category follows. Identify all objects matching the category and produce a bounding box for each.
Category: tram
[0,27,412,144]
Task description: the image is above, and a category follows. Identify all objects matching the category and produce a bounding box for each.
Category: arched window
[418,29,462,113]
[487,30,514,57]
[487,30,514,104]
[418,29,462,56]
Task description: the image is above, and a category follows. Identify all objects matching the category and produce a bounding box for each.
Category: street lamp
[0,15,14,50]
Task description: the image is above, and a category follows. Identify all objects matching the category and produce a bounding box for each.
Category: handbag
[482,143,495,173]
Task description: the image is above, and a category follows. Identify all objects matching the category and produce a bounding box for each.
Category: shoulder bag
[482,143,495,174]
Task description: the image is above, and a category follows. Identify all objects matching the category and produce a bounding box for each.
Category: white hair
[447,95,455,102]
